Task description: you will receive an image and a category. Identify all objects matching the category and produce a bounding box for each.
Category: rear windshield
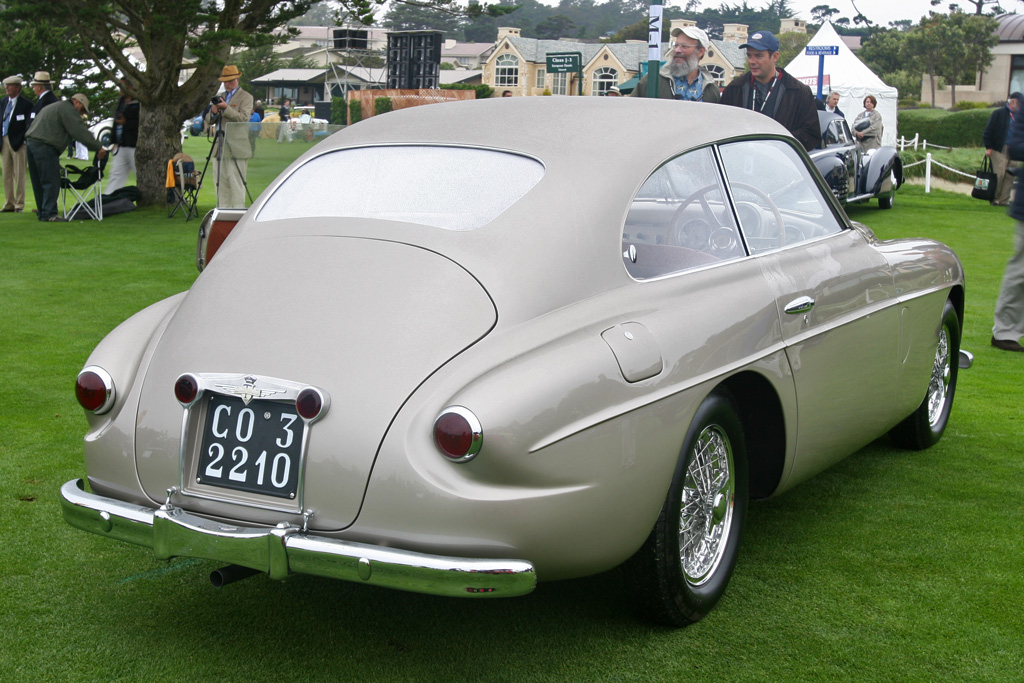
[256,145,545,231]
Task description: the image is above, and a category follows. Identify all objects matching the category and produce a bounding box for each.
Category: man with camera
[205,65,253,208]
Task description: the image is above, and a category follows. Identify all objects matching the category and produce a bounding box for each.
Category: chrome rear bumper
[60,479,536,598]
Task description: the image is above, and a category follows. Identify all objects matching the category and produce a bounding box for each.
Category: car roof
[246,98,800,326]
[323,96,791,175]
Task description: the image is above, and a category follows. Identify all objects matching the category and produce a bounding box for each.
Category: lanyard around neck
[751,70,780,112]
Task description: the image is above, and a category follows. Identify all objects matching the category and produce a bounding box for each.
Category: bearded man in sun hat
[631,25,720,103]
[205,64,254,209]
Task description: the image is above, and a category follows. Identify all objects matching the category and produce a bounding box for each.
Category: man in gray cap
[1,75,34,212]
[632,25,720,102]
[25,93,107,222]
[720,30,819,151]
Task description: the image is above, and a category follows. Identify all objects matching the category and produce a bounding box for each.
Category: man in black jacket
[983,92,1022,207]
[1,75,35,212]
[105,77,140,194]
[29,71,58,121]
[720,30,820,152]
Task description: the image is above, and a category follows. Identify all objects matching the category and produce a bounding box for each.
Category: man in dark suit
[1,75,35,212]
[30,71,58,121]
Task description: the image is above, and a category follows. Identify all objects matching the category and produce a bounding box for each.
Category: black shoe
[1,207,15,212]
[46,215,68,222]
[991,336,1024,352]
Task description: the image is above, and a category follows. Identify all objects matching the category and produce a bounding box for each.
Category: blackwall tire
[627,389,749,626]
[889,298,960,450]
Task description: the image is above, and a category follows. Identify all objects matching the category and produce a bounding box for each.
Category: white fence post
[925,152,932,194]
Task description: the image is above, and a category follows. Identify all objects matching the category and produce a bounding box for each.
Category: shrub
[953,100,992,110]
[348,99,362,125]
[441,83,494,100]
[330,97,347,125]
[374,97,393,116]
[898,107,994,147]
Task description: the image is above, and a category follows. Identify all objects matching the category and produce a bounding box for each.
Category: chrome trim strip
[60,479,537,598]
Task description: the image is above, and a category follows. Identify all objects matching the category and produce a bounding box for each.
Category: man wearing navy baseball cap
[720,29,820,151]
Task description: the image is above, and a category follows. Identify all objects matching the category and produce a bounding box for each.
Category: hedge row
[898,107,997,147]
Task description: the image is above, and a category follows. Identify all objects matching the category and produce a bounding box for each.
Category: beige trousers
[1,136,27,210]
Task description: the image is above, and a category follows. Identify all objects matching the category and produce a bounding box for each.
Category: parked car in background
[811,111,903,209]
[62,98,962,627]
[88,117,114,148]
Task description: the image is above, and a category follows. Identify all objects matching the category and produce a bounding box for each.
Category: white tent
[785,22,898,147]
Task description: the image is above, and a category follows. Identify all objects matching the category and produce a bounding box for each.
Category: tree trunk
[136,107,186,208]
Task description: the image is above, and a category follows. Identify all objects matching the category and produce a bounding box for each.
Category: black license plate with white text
[196,394,303,499]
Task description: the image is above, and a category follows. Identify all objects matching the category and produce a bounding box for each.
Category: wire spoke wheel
[926,324,951,427]
[679,425,734,585]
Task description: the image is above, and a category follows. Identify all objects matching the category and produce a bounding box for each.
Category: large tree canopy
[5,0,321,206]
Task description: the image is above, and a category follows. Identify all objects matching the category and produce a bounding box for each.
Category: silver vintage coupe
[61,98,963,626]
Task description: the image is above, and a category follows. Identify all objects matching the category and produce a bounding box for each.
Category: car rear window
[256,145,544,231]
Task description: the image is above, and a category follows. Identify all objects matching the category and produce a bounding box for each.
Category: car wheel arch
[718,371,786,500]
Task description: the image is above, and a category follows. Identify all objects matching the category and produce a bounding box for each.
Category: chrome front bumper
[60,479,536,598]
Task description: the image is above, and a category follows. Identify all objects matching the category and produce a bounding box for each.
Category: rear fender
[861,148,903,196]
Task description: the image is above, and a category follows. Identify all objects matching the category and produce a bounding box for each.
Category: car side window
[623,147,745,280]
[718,139,843,255]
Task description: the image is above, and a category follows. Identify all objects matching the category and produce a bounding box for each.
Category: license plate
[196,394,303,499]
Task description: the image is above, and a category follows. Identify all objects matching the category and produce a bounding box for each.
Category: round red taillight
[76,367,114,414]
[433,406,482,462]
[174,374,199,405]
[296,388,324,420]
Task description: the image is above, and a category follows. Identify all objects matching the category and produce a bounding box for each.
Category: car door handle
[784,296,815,314]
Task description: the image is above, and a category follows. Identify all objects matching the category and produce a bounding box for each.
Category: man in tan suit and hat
[30,71,59,121]
[205,65,253,208]
[1,75,34,212]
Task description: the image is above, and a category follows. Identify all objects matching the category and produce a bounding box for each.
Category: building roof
[995,13,1024,41]
[439,70,483,84]
[252,68,328,83]
[442,42,495,58]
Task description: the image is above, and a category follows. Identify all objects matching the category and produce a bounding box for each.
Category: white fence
[898,135,973,193]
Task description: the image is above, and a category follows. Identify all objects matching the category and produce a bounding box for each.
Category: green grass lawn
[1,166,1021,680]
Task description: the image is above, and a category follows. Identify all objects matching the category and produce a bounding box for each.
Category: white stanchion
[925,153,932,193]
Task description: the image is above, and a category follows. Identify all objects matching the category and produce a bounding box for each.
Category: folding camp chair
[61,152,107,220]
[168,152,201,220]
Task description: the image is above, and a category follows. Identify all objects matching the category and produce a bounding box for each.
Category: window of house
[1011,55,1024,95]
[704,64,726,87]
[551,72,568,96]
[536,68,546,89]
[592,67,618,96]
[495,54,520,87]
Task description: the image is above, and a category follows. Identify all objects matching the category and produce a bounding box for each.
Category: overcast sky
[785,0,1023,27]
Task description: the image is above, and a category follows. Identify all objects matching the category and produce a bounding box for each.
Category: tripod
[200,113,253,208]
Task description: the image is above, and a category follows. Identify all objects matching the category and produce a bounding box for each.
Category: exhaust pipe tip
[210,564,262,588]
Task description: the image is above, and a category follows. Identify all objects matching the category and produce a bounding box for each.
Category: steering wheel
[670,182,786,250]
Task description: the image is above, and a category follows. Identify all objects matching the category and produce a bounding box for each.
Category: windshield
[256,145,545,231]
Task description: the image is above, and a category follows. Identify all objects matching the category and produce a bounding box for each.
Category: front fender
[812,155,849,202]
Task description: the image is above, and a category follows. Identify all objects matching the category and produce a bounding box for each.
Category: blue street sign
[805,45,839,56]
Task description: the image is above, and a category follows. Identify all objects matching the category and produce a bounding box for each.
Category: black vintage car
[810,111,903,209]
